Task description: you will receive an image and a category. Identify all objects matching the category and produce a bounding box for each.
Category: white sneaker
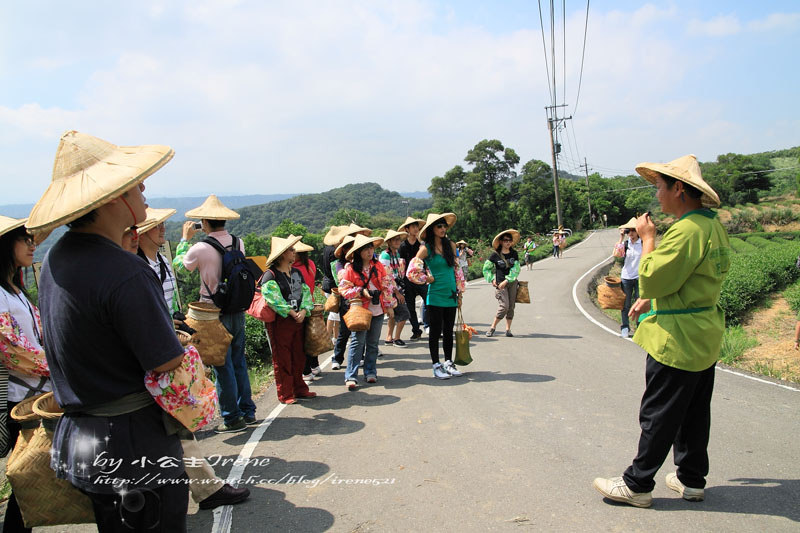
[424,327,430,335]
[302,374,314,383]
[443,360,462,377]
[311,366,321,376]
[432,363,451,380]
[331,361,341,370]
[621,327,629,338]
[665,473,704,501]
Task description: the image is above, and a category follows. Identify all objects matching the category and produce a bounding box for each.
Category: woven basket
[323,290,340,313]
[343,299,372,332]
[176,329,192,346]
[184,301,232,367]
[598,276,625,310]
[7,392,94,527]
[515,281,530,304]
[8,395,43,469]
[305,305,334,356]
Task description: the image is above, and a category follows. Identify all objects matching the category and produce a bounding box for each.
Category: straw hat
[288,235,314,253]
[346,223,372,237]
[345,234,385,262]
[418,213,457,241]
[619,217,638,230]
[635,154,720,208]
[492,229,521,250]
[185,195,240,220]
[266,235,302,267]
[137,207,177,234]
[383,229,408,244]
[323,225,348,246]
[456,240,468,247]
[26,131,174,234]
[335,235,355,259]
[0,216,27,239]
[398,216,425,232]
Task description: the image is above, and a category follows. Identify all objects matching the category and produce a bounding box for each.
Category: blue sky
[1,1,798,203]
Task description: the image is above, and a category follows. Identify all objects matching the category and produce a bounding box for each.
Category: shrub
[746,236,779,248]
[729,238,756,254]
[783,279,800,314]
[719,241,800,324]
[245,314,271,367]
[719,325,758,365]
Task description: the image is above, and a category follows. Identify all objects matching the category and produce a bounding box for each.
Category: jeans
[216,312,256,424]
[552,245,560,258]
[405,279,429,334]
[623,355,716,493]
[620,278,639,330]
[345,314,383,382]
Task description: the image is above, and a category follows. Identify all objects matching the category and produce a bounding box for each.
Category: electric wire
[573,0,590,116]
[537,0,554,107]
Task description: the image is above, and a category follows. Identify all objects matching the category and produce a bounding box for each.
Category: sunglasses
[501,238,512,242]
[434,223,448,229]
[18,236,35,247]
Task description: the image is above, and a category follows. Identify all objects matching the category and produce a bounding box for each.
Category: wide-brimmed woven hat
[345,234,385,262]
[619,217,638,230]
[346,223,372,237]
[27,131,174,235]
[335,235,356,259]
[635,154,720,208]
[398,216,425,232]
[0,216,27,239]
[287,235,314,253]
[456,240,468,246]
[419,213,457,241]
[383,229,408,244]
[323,225,348,246]
[266,235,302,267]
[185,195,240,220]
[138,207,177,234]
[492,229,520,250]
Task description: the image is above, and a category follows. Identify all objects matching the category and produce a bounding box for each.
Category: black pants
[3,402,31,533]
[303,354,320,374]
[405,280,429,335]
[81,475,189,533]
[334,314,351,365]
[623,355,716,493]
[620,278,639,330]
[427,306,457,364]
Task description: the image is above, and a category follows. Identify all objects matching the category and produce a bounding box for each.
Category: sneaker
[432,363,451,380]
[505,330,513,337]
[214,417,247,433]
[424,326,430,335]
[366,375,377,383]
[410,331,422,340]
[244,416,260,427]
[592,477,652,508]
[377,350,383,358]
[311,366,322,376]
[443,360,462,377]
[486,328,495,337]
[359,357,365,367]
[393,339,406,347]
[665,473,704,501]
[331,361,341,370]
[303,373,314,383]
[384,339,394,346]
[346,380,358,391]
[621,327,630,338]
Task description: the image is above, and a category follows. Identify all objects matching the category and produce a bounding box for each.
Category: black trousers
[427,306,457,364]
[620,278,639,330]
[623,354,716,493]
[3,402,31,533]
[81,475,189,533]
[405,279,428,335]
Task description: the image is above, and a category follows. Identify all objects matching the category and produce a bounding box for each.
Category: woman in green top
[594,154,730,509]
[407,213,466,380]
[483,229,521,337]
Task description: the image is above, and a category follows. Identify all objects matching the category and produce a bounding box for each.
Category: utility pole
[545,104,569,228]
[580,157,593,227]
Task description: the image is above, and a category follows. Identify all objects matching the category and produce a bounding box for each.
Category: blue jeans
[345,314,383,382]
[216,312,256,424]
[620,278,639,330]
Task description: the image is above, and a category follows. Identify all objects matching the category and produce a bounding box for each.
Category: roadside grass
[751,361,794,382]
[248,362,274,394]
[719,325,758,365]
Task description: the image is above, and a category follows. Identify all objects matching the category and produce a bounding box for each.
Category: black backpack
[202,235,258,314]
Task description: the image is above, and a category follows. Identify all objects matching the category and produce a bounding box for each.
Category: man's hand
[636,213,656,242]
[182,220,198,241]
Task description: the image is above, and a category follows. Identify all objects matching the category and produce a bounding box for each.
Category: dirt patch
[738,295,800,383]
[763,221,800,232]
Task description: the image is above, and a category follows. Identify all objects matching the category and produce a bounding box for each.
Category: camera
[368,289,381,305]
[193,222,202,230]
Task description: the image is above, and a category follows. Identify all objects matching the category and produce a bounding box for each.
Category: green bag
[453,309,473,366]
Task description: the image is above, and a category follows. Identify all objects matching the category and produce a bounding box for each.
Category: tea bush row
[729,238,756,254]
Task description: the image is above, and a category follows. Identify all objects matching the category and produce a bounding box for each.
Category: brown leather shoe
[198,483,250,510]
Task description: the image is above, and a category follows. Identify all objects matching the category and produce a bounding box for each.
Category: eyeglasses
[18,236,35,247]
[434,223,448,229]
[288,248,296,253]
[129,226,139,239]
[501,238,513,243]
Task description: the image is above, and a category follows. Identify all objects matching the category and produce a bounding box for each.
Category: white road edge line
[570,235,799,393]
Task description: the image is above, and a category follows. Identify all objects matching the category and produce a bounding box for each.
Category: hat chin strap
[120,196,141,227]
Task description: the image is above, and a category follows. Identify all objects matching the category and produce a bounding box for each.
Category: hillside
[224,183,433,235]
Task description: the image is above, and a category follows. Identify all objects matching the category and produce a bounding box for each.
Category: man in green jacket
[594,154,730,508]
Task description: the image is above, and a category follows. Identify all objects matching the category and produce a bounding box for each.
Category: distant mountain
[398,190,431,199]
[225,182,433,235]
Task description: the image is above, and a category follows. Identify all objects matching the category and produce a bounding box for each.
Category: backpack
[202,235,257,314]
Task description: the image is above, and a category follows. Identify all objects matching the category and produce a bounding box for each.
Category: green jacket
[633,209,731,371]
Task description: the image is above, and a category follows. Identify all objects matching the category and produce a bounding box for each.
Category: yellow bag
[343,299,372,332]
[453,309,472,366]
[7,393,95,528]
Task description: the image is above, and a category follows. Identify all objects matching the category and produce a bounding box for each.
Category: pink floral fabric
[145,345,217,432]
[0,311,49,377]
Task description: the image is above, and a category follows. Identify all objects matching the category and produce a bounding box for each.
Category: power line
[573,0,590,116]
[562,0,566,112]
[537,0,554,106]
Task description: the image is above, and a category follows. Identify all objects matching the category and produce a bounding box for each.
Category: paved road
[34,229,800,532]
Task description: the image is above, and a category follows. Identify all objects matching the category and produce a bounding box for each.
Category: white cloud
[747,12,800,32]
[688,14,741,37]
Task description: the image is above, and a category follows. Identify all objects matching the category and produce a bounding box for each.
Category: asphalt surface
[27,229,800,531]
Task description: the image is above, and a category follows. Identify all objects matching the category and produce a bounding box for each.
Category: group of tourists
[0,129,735,530]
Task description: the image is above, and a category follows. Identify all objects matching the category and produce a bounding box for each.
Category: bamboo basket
[343,299,372,332]
[597,276,625,310]
[184,301,232,367]
[305,304,334,356]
